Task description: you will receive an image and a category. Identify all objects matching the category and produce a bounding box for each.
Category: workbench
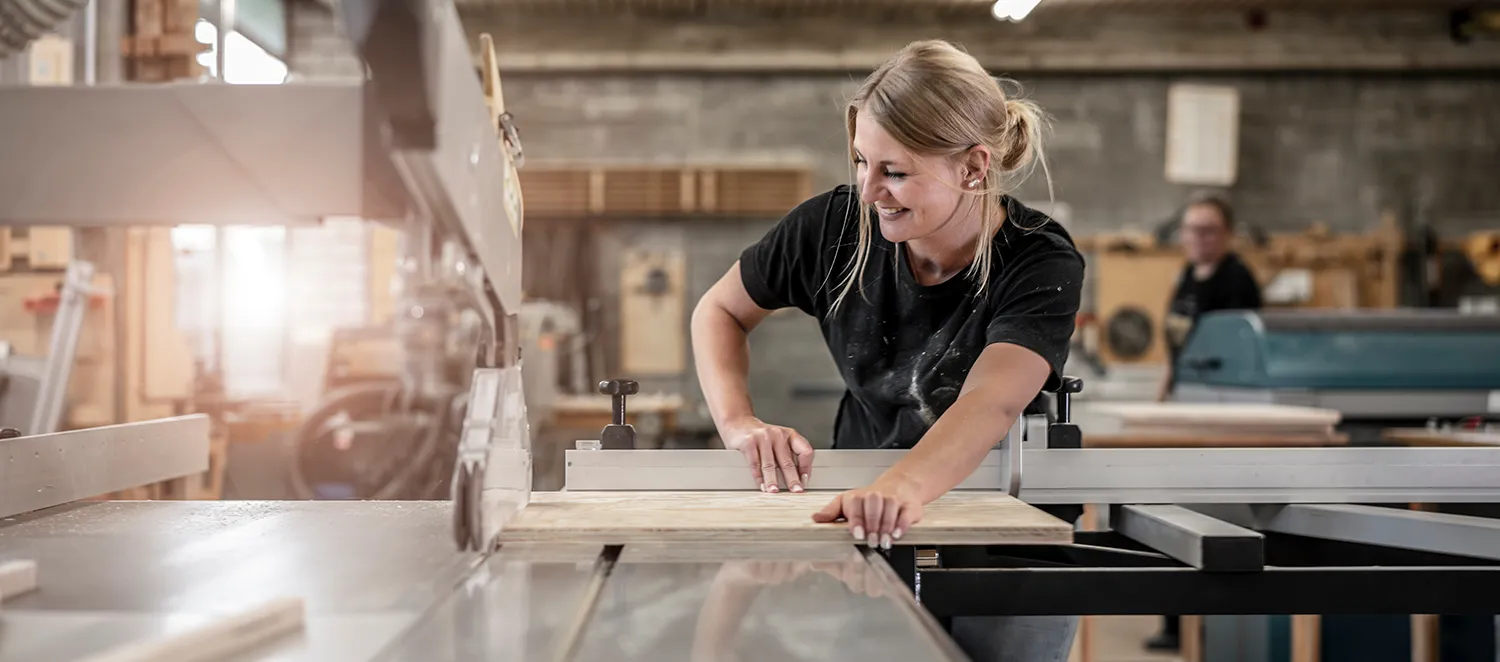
[0,500,988,662]
[6,411,1500,661]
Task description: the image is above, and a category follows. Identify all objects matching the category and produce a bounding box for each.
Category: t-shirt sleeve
[1236,266,1264,309]
[984,250,1085,390]
[738,190,841,317]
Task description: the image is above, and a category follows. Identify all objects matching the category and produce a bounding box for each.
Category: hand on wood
[810,478,924,549]
[720,416,814,493]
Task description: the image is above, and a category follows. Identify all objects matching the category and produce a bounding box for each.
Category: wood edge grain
[497,527,1074,546]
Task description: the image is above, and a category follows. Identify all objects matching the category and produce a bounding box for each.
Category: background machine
[1172,309,1500,441]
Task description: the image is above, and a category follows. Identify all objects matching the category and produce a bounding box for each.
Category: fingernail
[867,533,878,547]
[791,485,803,493]
[893,529,903,540]
[852,526,864,541]
[881,533,892,549]
[802,474,809,483]
[759,483,766,492]
[767,485,778,493]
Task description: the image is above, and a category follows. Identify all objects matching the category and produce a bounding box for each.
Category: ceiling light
[992,0,1043,22]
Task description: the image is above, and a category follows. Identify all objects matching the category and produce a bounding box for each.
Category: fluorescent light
[992,0,1043,21]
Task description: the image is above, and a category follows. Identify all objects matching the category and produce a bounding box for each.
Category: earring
[968,180,979,188]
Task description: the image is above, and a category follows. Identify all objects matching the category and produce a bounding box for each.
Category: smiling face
[852,108,986,246]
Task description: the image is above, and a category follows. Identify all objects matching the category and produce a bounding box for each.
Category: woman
[690,39,1084,661]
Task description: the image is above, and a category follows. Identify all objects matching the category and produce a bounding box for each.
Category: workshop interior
[2,0,1500,660]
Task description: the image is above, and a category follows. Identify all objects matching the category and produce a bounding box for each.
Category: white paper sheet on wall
[1165,83,1241,187]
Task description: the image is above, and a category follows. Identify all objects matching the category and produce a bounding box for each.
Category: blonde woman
[691,39,1084,661]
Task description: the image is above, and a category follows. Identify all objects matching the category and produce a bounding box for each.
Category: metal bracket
[451,366,531,552]
[999,414,1027,497]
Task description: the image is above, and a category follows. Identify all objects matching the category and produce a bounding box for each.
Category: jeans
[949,615,1080,662]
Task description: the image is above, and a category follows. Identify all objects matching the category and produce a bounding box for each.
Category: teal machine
[1172,309,1500,437]
[1171,309,1500,662]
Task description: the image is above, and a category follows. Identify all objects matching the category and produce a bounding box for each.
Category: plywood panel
[1088,403,1341,431]
[26,228,73,268]
[498,491,1074,545]
[619,248,686,375]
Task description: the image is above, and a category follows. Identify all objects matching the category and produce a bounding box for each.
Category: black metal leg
[883,545,917,592]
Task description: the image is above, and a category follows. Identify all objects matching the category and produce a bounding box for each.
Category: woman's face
[852,109,985,245]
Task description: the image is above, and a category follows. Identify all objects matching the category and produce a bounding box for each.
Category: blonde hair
[832,39,1053,313]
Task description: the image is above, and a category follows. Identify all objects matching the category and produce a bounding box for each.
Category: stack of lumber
[1083,402,1346,447]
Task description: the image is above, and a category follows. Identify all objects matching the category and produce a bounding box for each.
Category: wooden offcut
[497,491,1074,545]
[1087,402,1342,438]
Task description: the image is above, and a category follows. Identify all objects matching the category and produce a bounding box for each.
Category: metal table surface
[1,503,966,662]
[378,542,966,662]
[0,500,480,662]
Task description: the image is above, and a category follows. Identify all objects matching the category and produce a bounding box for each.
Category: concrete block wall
[286,5,1500,442]
[492,73,1500,236]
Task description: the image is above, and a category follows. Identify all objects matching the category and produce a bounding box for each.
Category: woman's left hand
[810,477,925,549]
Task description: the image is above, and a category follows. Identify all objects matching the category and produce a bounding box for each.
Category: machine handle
[598,379,639,425]
[1051,376,1083,424]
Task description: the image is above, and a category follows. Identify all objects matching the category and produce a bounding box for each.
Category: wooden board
[497,491,1073,546]
[1088,402,1341,430]
[1383,428,1500,447]
[1085,431,1348,448]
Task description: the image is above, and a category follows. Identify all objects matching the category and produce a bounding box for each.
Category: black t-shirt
[1163,252,1263,360]
[739,185,1085,451]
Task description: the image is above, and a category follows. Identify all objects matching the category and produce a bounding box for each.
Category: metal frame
[1,414,211,518]
[562,445,1500,619]
[1188,503,1500,562]
[29,260,94,436]
[880,505,1500,617]
[1110,504,1264,572]
[564,447,1500,503]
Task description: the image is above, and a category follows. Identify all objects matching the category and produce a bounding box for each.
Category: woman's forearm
[880,386,1021,504]
[690,300,758,442]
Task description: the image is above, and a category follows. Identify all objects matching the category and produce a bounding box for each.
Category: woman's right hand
[719,416,815,493]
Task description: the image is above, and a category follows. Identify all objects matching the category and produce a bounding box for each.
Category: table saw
[3,0,1500,659]
[1170,309,1500,440]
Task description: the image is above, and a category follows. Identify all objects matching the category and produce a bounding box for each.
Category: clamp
[597,379,638,450]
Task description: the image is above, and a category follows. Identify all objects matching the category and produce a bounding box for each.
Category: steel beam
[1,415,211,518]
[1191,503,1500,562]
[0,84,408,228]
[917,566,1500,617]
[1111,505,1264,572]
[563,447,1500,504]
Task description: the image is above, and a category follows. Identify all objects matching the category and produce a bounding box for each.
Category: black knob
[0,428,21,440]
[599,379,639,426]
[598,379,639,397]
[1054,376,1083,424]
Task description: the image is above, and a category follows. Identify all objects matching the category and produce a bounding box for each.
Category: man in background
[1154,192,1263,404]
[1148,192,1263,652]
